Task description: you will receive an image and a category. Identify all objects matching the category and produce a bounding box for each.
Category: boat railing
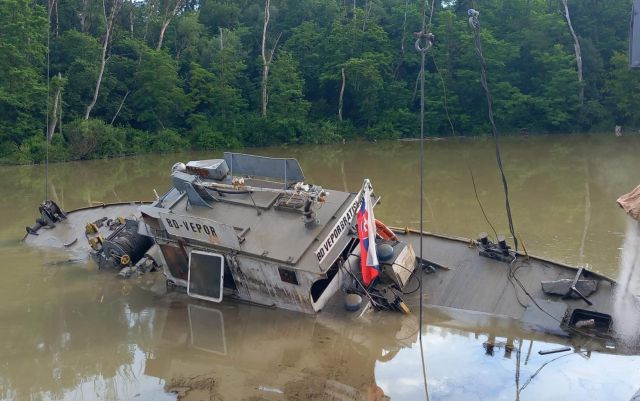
[224,152,305,188]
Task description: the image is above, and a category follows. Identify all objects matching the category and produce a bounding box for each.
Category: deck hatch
[187,250,225,303]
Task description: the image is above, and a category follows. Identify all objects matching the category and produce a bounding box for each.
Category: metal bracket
[562,267,593,306]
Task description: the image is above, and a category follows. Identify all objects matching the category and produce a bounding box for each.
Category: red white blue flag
[357,179,379,286]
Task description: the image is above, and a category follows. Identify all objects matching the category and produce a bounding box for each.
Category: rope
[45,2,51,201]
[469,167,498,240]
[427,0,435,29]
[416,1,434,400]
[515,338,522,401]
[468,9,519,251]
[430,52,455,136]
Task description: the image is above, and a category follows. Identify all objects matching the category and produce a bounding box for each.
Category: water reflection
[0,256,166,401]
[2,270,640,401]
[149,300,396,400]
[378,326,640,401]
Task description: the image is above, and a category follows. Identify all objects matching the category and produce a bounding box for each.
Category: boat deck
[23,203,146,254]
[402,232,619,321]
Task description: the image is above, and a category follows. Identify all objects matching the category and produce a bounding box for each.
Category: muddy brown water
[1,134,639,401]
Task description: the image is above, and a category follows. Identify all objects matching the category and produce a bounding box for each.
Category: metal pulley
[468,8,480,30]
[414,31,434,53]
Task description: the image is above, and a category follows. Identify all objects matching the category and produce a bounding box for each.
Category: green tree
[0,0,47,157]
[606,52,640,128]
[265,51,311,143]
[129,48,190,131]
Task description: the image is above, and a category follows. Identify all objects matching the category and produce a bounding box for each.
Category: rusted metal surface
[159,243,189,281]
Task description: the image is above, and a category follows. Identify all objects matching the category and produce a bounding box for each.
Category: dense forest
[1,0,638,163]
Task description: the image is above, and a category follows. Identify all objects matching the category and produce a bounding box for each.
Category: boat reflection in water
[144,297,640,401]
[1,264,640,401]
[148,298,399,400]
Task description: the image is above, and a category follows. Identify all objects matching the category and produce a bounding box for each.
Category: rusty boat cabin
[138,152,404,314]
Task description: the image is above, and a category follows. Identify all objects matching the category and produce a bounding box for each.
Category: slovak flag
[357,179,379,286]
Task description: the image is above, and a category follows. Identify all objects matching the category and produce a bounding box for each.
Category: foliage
[2,0,640,164]
[606,52,640,127]
[0,0,47,149]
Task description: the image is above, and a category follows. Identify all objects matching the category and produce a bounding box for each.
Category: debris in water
[538,346,572,355]
[574,319,595,329]
[257,385,284,394]
[165,375,217,401]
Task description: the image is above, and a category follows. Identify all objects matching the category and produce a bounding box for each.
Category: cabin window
[187,251,225,303]
[278,267,299,285]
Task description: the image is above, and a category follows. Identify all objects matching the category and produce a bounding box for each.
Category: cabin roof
[160,179,356,274]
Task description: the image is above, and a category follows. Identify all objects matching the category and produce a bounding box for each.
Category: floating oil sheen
[1,133,640,400]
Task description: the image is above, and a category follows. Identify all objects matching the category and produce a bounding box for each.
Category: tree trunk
[47,0,59,37]
[394,0,409,79]
[78,0,90,32]
[261,0,271,117]
[219,27,225,88]
[338,68,346,121]
[362,0,372,31]
[219,27,226,116]
[352,0,356,23]
[561,0,584,103]
[129,0,134,37]
[85,0,122,120]
[156,0,186,51]
[54,0,59,37]
[157,19,171,50]
[48,77,62,141]
[58,89,62,137]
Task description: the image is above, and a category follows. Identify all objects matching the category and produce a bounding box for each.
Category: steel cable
[468,10,519,251]
[416,0,436,400]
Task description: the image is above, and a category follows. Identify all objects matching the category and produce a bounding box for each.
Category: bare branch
[157,0,187,50]
[561,0,583,104]
[260,0,272,117]
[85,0,123,120]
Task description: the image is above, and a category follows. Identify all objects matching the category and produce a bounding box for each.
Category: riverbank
[2,128,635,166]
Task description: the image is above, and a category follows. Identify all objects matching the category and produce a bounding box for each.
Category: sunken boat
[23,152,640,352]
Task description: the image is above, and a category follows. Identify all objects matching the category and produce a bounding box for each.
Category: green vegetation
[1,0,638,164]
